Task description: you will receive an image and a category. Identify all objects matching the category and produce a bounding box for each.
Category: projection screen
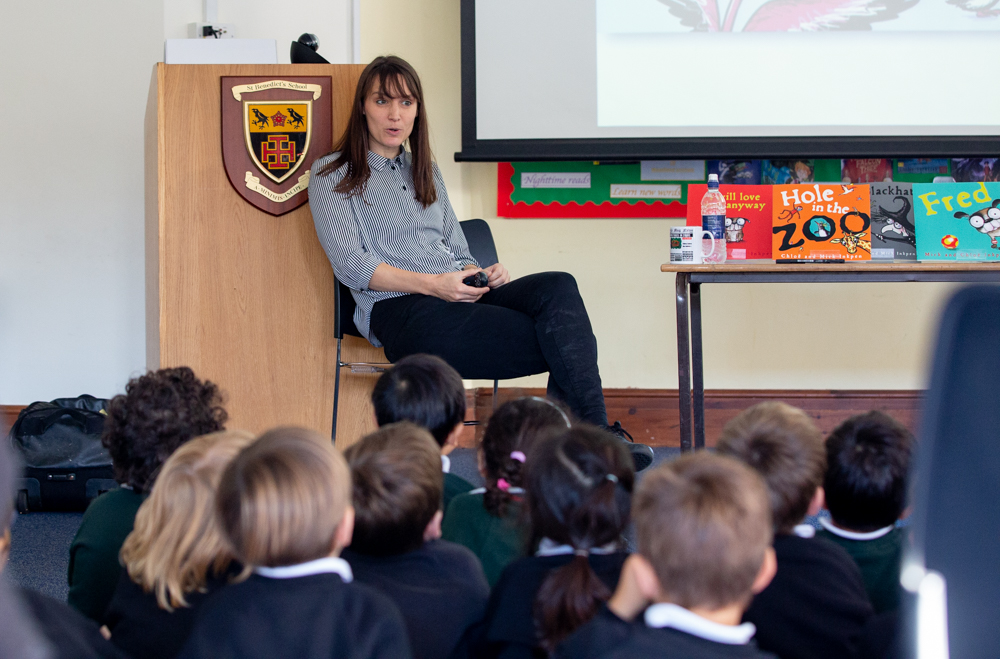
[456,0,1000,161]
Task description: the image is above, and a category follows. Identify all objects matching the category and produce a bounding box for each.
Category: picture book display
[686,185,771,259]
[914,182,1000,261]
[771,184,872,261]
[870,183,916,261]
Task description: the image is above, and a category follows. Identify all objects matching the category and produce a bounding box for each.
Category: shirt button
[402,185,407,190]
[391,166,395,170]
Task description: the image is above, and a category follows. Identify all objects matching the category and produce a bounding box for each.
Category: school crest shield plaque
[222,77,332,216]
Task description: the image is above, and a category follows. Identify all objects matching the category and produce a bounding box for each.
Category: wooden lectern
[144,63,383,448]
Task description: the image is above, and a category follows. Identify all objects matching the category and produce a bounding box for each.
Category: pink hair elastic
[497,478,512,492]
[510,451,526,463]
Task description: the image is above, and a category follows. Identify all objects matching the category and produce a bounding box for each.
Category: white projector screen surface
[472,0,1000,145]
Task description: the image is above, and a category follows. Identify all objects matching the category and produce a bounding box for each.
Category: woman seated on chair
[308,55,651,470]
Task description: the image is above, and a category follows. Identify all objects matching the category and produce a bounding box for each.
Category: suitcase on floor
[8,395,119,513]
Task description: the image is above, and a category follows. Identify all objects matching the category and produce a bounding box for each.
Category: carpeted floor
[5,446,682,602]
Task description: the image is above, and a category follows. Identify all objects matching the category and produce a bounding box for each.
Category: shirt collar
[441,454,451,474]
[644,603,756,645]
[819,516,895,540]
[366,149,407,172]
[792,523,816,538]
[535,537,619,557]
[254,556,353,582]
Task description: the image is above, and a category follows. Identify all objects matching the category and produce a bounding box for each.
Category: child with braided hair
[471,425,634,658]
[442,397,571,586]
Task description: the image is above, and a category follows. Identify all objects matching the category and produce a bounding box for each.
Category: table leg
[691,282,705,450]
[675,273,692,451]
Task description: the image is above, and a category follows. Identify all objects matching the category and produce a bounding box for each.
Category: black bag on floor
[8,395,119,512]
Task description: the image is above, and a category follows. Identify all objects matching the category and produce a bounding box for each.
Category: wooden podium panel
[145,63,375,443]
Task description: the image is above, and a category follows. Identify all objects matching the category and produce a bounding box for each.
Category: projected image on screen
[631,0,1000,33]
[597,0,1000,135]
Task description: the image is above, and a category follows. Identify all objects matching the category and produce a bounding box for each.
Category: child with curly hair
[68,366,227,622]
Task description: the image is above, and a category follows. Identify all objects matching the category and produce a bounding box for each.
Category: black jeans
[369,271,608,426]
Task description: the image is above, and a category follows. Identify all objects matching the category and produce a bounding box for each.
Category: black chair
[902,285,1000,658]
[331,219,506,441]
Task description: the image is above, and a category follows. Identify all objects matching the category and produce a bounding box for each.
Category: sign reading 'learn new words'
[610,184,683,199]
[520,172,592,188]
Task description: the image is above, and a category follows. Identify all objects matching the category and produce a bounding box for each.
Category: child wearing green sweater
[816,411,913,614]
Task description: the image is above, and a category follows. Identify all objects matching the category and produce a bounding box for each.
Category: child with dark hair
[817,411,913,614]
[442,396,572,586]
[68,366,228,622]
[371,353,474,509]
[716,402,874,659]
[558,452,778,659]
[342,423,489,659]
[473,425,634,658]
[178,426,410,659]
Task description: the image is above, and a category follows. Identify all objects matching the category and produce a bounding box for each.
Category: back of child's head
[526,425,635,651]
[344,422,443,556]
[371,354,465,446]
[102,366,228,492]
[121,429,255,610]
[824,411,913,532]
[716,401,825,534]
[634,452,772,611]
[217,426,351,567]
[481,397,572,518]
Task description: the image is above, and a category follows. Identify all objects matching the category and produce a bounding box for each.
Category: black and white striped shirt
[309,150,478,346]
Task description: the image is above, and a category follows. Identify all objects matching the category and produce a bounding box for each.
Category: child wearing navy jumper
[341,422,489,659]
[177,427,411,659]
[473,425,634,658]
[557,452,779,659]
[716,403,875,659]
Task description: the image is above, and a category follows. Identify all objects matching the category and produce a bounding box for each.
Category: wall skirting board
[469,388,922,448]
[3,390,921,448]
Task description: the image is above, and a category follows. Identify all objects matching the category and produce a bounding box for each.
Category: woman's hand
[483,262,510,288]
[428,270,490,303]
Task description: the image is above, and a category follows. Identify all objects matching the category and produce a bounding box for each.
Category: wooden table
[661,262,1000,451]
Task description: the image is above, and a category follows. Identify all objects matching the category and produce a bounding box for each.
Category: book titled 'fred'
[772,184,872,261]
[914,183,1000,261]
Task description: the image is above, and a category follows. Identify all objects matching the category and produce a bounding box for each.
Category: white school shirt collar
[254,556,353,582]
[441,454,451,474]
[819,516,895,540]
[644,602,756,645]
[535,537,619,557]
[792,523,816,538]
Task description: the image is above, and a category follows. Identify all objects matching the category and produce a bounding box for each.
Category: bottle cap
[707,173,719,189]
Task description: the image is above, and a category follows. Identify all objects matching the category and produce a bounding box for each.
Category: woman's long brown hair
[316,55,436,208]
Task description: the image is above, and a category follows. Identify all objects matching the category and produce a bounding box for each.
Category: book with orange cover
[772,184,872,261]
[686,184,771,260]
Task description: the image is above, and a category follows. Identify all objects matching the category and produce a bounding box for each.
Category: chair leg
[493,379,499,412]
[331,338,342,443]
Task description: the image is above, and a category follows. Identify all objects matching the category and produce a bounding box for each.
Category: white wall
[0,0,353,405]
[163,0,354,63]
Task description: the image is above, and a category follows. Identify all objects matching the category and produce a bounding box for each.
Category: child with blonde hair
[177,426,410,659]
[103,429,255,659]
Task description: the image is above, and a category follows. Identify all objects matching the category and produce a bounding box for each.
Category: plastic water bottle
[701,174,727,264]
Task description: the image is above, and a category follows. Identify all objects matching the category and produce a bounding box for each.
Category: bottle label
[702,214,726,240]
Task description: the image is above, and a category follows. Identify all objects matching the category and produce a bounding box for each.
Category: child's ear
[441,422,464,455]
[423,510,443,542]
[608,554,661,622]
[752,547,777,594]
[807,487,825,517]
[333,506,355,555]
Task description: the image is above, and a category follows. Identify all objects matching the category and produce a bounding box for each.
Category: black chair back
[333,219,499,340]
[907,285,1000,657]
